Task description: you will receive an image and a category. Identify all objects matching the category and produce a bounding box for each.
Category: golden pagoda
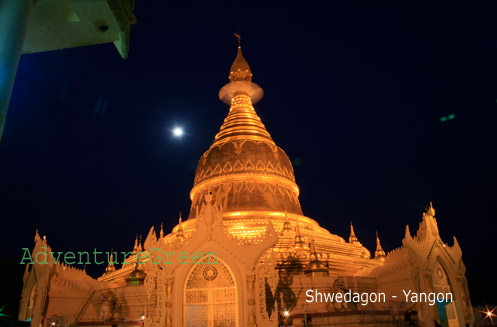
[18,41,474,327]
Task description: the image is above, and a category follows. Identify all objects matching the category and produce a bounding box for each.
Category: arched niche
[432,260,459,327]
[183,255,238,327]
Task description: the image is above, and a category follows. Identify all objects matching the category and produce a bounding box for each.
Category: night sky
[1,3,497,316]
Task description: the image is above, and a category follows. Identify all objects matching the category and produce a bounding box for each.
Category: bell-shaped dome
[188,45,302,219]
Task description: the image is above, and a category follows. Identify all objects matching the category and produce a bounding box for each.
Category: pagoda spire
[215,38,271,145]
[218,34,264,106]
[229,32,252,83]
[188,36,302,219]
[375,232,386,261]
[34,229,41,243]
[132,235,138,254]
[349,221,359,245]
[405,224,411,239]
[282,210,292,233]
[427,201,436,217]
[294,226,306,250]
[159,222,164,238]
[176,212,185,241]
[105,249,116,273]
[304,239,328,276]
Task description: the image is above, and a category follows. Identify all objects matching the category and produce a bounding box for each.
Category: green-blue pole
[0,0,34,142]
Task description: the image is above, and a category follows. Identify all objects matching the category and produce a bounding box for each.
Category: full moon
[172,127,184,137]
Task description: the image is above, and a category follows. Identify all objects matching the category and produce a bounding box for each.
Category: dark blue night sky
[1,4,497,315]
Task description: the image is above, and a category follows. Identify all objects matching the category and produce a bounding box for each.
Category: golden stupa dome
[181,39,374,273]
[188,44,302,219]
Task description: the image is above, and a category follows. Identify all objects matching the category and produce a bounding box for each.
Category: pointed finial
[295,226,301,237]
[133,235,138,254]
[228,35,252,83]
[34,229,42,243]
[234,31,241,48]
[105,249,116,273]
[218,33,264,105]
[304,239,328,276]
[282,210,292,233]
[176,216,185,241]
[310,239,316,253]
[375,232,386,261]
[405,225,411,239]
[160,222,164,238]
[427,201,436,217]
[349,221,359,244]
[139,235,143,251]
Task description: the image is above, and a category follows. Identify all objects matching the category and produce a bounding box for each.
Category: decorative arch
[432,259,459,327]
[183,255,238,327]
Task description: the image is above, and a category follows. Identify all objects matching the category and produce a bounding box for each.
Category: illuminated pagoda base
[19,41,474,327]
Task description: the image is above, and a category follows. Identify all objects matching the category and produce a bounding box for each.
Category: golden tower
[183,42,373,276]
[189,44,301,219]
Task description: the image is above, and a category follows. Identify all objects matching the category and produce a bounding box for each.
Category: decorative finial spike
[310,239,316,253]
[234,31,241,47]
[34,229,42,243]
[375,231,386,261]
[227,37,252,84]
[349,221,358,244]
[133,235,138,254]
[304,238,328,276]
[105,248,116,273]
[282,210,292,234]
[427,201,436,217]
[179,211,182,224]
[176,216,185,241]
